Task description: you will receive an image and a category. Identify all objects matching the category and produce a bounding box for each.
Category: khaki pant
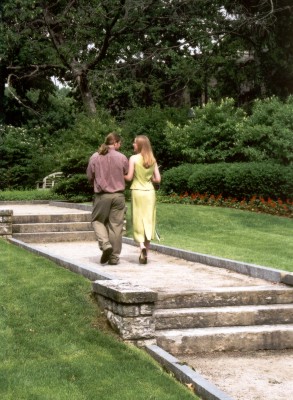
[92,192,125,261]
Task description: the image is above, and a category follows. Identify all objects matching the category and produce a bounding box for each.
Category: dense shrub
[53,174,92,202]
[0,125,57,190]
[187,163,231,195]
[51,111,120,200]
[224,162,293,200]
[120,106,189,169]
[162,162,293,200]
[164,98,247,163]
[164,96,293,165]
[160,164,196,194]
[238,96,293,165]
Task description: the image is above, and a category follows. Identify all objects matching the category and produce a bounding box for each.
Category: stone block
[140,304,155,315]
[106,310,155,340]
[0,210,13,236]
[92,279,157,304]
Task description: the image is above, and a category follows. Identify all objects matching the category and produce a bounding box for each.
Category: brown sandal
[139,248,147,264]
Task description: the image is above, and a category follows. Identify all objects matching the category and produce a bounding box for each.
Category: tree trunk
[0,64,7,123]
[75,73,97,116]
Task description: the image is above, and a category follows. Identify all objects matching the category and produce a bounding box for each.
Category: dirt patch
[184,349,293,400]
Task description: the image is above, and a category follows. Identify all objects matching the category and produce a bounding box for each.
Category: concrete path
[2,202,293,400]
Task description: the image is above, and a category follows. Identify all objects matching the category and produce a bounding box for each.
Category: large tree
[1,0,292,119]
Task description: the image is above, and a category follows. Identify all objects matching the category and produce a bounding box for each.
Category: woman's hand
[152,163,161,183]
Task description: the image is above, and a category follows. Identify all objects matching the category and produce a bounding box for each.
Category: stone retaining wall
[92,279,158,347]
[0,210,13,237]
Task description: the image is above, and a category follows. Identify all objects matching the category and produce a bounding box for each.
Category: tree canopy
[1,0,292,121]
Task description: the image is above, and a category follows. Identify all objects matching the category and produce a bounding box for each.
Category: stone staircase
[154,286,293,355]
[12,212,95,242]
[11,210,293,358]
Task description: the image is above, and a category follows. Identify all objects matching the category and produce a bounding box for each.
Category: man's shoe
[100,247,113,264]
[108,258,119,265]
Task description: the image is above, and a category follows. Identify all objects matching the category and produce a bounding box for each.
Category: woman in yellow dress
[124,135,161,264]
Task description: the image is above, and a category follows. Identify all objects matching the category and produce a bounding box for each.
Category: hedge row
[161,162,293,201]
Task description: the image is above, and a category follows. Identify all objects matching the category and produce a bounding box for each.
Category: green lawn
[126,203,293,272]
[0,239,196,400]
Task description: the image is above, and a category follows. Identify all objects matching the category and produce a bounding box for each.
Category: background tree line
[0,0,292,201]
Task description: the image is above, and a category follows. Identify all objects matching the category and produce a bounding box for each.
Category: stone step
[13,222,93,233]
[156,324,293,354]
[12,231,96,243]
[156,286,293,308]
[13,213,92,224]
[154,303,293,330]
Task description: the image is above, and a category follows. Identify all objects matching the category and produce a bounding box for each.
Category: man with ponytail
[87,132,129,265]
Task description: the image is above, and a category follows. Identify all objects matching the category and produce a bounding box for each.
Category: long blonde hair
[98,132,121,155]
[135,135,156,168]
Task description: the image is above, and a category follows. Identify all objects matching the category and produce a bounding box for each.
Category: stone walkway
[2,202,293,400]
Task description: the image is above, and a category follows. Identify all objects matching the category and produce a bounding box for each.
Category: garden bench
[36,172,63,189]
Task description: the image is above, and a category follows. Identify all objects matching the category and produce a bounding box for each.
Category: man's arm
[86,156,94,184]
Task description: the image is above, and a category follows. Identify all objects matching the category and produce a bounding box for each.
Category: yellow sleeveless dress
[130,154,156,243]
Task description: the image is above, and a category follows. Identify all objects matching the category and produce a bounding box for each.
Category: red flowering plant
[159,192,293,218]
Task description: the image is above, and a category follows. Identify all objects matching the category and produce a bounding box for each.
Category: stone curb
[0,200,50,205]
[122,237,293,286]
[50,201,93,211]
[145,344,234,400]
[8,238,114,282]
[3,200,291,286]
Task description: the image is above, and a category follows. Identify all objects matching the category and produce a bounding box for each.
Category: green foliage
[161,162,293,201]
[0,125,57,189]
[223,162,293,200]
[187,163,231,195]
[160,164,197,194]
[52,110,118,173]
[164,98,247,163]
[51,111,120,200]
[120,106,188,168]
[0,189,65,201]
[237,96,293,165]
[53,174,92,202]
[164,97,293,165]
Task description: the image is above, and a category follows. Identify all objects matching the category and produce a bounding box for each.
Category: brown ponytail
[99,132,121,155]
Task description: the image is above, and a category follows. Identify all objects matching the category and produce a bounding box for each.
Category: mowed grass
[126,203,293,272]
[0,239,196,400]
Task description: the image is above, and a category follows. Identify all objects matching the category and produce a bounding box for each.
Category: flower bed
[159,192,293,218]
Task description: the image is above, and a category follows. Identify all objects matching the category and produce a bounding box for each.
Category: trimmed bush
[162,162,293,200]
[160,164,196,194]
[53,174,92,202]
[187,163,230,196]
[224,162,293,200]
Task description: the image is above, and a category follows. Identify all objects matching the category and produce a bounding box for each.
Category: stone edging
[50,201,93,211]
[1,200,292,285]
[145,345,235,400]
[122,237,293,286]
